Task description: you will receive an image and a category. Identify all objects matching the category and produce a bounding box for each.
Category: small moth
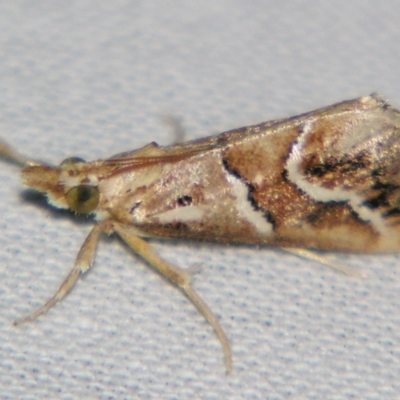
[1,93,399,372]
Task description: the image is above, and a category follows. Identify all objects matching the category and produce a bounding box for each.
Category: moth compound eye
[60,157,86,166]
[65,185,99,213]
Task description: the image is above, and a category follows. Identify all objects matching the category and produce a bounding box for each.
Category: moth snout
[21,165,59,190]
[21,165,67,209]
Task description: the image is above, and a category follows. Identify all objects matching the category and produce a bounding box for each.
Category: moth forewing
[1,93,400,372]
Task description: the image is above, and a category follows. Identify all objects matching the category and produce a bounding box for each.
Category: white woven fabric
[1,1,400,399]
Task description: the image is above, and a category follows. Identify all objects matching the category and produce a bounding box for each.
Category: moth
[1,93,400,372]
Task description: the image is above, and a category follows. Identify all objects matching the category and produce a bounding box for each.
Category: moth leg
[283,247,366,278]
[113,223,232,373]
[162,115,186,143]
[14,222,106,325]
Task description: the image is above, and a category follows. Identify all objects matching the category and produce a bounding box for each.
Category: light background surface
[1,1,400,399]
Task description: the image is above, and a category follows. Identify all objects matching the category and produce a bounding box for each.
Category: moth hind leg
[283,247,366,278]
[161,115,187,144]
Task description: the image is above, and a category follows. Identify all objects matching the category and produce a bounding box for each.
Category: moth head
[64,184,99,213]
[21,156,100,214]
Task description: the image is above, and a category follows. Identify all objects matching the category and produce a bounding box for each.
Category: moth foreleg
[14,221,106,325]
[113,223,232,373]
